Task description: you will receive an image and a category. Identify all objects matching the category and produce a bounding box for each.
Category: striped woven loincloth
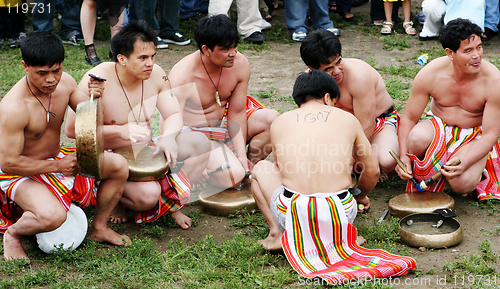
[0,147,96,233]
[281,192,416,284]
[406,113,500,202]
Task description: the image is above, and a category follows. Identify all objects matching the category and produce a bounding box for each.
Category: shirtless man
[300,29,398,181]
[396,18,500,201]
[168,14,279,188]
[252,70,379,251]
[0,32,130,261]
[65,21,210,228]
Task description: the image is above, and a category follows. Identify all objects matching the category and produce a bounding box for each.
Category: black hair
[110,20,158,62]
[292,70,341,107]
[300,29,342,69]
[439,18,482,52]
[194,14,240,52]
[21,32,65,67]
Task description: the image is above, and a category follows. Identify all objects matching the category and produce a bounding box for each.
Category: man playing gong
[0,32,131,261]
[168,14,280,189]
[65,21,211,229]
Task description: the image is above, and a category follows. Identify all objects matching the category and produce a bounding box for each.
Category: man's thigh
[246,108,279,140]
[407,119,435,157]
[14,179,66,215]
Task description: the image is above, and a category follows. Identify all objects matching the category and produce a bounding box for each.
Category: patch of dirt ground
[10,0,500,287]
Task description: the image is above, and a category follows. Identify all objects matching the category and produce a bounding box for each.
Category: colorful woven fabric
[281,192,416,285]
[135,169,191,224]
[406,113,500,202]
[0,147,96,233]
[372,106,400,137]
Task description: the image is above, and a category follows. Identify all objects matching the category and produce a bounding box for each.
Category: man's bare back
[272,104,362,194]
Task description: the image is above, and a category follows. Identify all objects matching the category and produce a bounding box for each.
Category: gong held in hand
[114,143,170,182]
[75,97,104,180]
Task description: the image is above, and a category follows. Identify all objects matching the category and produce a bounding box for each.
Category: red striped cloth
[281,192,416,285]
[0,147,96,233]
[372,107,400,137]
[406,114,500,202]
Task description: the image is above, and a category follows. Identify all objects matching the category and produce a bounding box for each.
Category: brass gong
[198,183,257,216]
[388,191,455,219]
[399,213,463,248]
[114,144,169,182]
[75,99,104,180]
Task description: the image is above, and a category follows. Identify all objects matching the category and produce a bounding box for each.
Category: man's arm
[348,71,378,140]
[226,61,251,171]
[352,116,379,210]
[396,69,432,178]
[444,81,500,176]
[156,73,183,166]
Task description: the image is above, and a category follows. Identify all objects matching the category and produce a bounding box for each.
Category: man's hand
[155,135,179,168]
[354,195,370,213]
[440,157,463,179]
[238,155,251,173]
[88,75,105,98]
[395,154,413,180]
[57,154,79,176]
[121,123,151,143]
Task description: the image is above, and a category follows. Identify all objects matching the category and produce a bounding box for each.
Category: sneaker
[415,12,426,25]
[261,19,272,30]
[8,32,26,48]
[162,32,191,46]
[156,37,169,49]
[291,31,307,42]
[62,35,79,46]
[244,31,266,44]
[326,27,340,36]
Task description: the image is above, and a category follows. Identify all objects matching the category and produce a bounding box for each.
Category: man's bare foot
[378,170,388,182]
[88,226,131,246]
[257,233,283,251]
[3,229,29,262]
[356,235,366,246]
[172,210,191,229]
[109,203,127,224]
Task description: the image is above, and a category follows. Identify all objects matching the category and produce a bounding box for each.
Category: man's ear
[323,93,332,105]
[22,60,28,72]
[117,54,126,66]
[201,45,211,57]
[444,48,454,61]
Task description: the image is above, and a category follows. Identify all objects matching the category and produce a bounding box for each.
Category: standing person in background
[80,0,129,65]
[208,0,268,44]
[381,0,416,35]
[284,0,340,42]
[128,0,191,48]
[0,0,25,48]
[482,0,499,41]
[179,0,208,21]
[370,0,399,26]
[32,0,82,45]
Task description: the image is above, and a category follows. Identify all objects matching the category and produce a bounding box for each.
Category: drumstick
[389,150,423,191]
[418,159,461,190]
[207,163,231,175]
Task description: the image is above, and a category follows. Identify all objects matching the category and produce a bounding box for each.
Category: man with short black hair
[0,32,131,261]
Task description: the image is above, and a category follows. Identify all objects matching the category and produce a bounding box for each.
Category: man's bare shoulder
[0,83,31,126]
[85,62,117,79]
[343,58,378,81]
[169,51,199,82]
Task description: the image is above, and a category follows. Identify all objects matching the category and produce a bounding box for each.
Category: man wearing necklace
[65,20,210,228]
[169,14,280,189]
[0,32,131,261]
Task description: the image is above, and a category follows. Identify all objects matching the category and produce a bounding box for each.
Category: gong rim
[388,191,455,219]
[114,144,169,182]
[399,213,463,248]
[198,184,256,216]
[75,99,104,180]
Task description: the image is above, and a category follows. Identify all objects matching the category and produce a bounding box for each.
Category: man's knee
[249,109,280,136]
[252,160,275,180]
[106,153,129,179]
[407,122,434,156]
[379,153,397,173]
[178,131,211,157]
[37,206,67,232]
